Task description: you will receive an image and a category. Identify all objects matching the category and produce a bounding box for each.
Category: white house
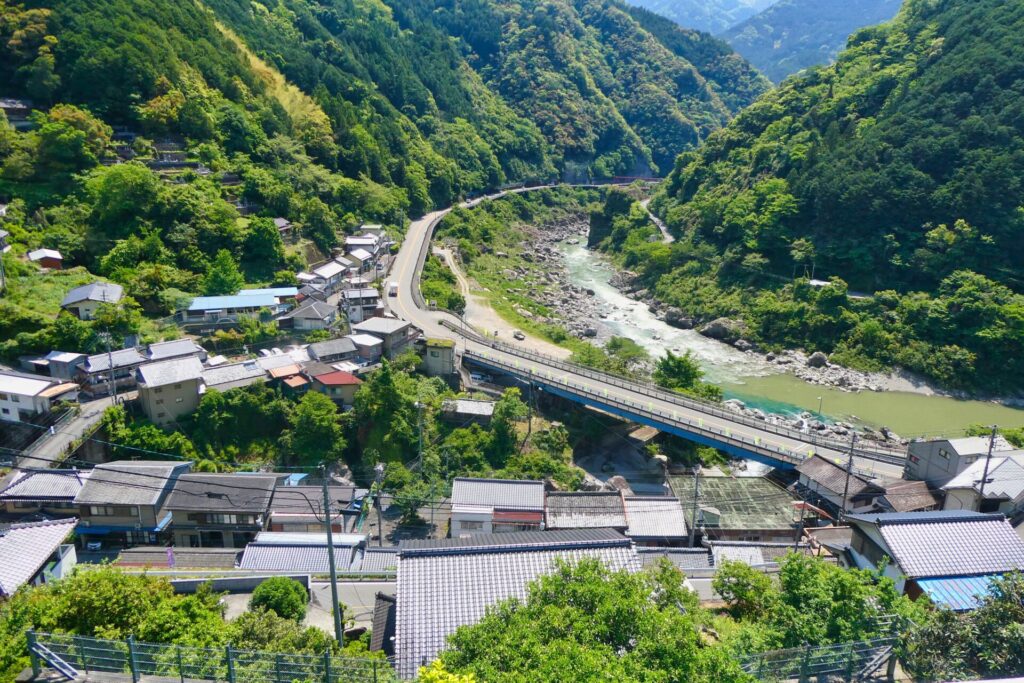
[0,370,78,422]
[450,477,545,538]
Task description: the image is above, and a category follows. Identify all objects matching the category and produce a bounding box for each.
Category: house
[351,317,414,358]
[306,369,362,405]
[392,529,638,678]
[77,348,148,398]
[623,495,689,546]
[450,477,545,537]
[0,519,78,597]
[273,217,292,237]
[369,593,397,657]
[346,248,374,273]
[423,339,456,377]
[38,351,87,380]
[359,223,386,236]
[146,338,207,363]
[311,260,348,294]
[297,283,328,303]
[238,531,369,572]
[165,473,277,548]
[308,337,358,363]
[180,294,281,325]
[27,248,62,269]
[136,357,204,425]
[340,288,381,324]
[545,491,627,531]
[238,287,298,302]
[942,455,1024,515]
[0,228,10,254]
[267,485,364,533]
[0,370,78,422]
[0,469,90,516]
[845,511,1024,609]
[0,203,7,218]
[671,474,802,543]
[60,282,124,320]
[874,479,940,513]
[345,235,381,256]
[201,359,267,392]
[796,455,880,515]
[440,399,494,426]
[0,98,32,123]
[281,300,338,331]
[75,460,192,549]
[347,333,384,362]
[905,436,1017,486]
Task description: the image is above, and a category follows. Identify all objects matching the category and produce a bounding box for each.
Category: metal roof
[28,248,61,261]
[238,287,298,297]
[270,486,362,515]
[370,593,396,656]
[707,541,815,567]
[347,333,383,347]
[623,496,688,540]
[847,511,1024,578]
[309,338,357,359]
[450,478,545,512]
[916,574,1002,611]
[136,357,204,388]
[201,361,266,391]
[0,469,90,502]
[396,529,637,677]
[671,475,798,530]
[944,456,1024,501]
[441,399,495,417]
[0,518,77,597]
[61,282,123,307]
[545,492,627,530]
[75,461,191,506]
[944,436,1015,456]
[342,288,379,300]
[356,547,399,574]
[351,318,411,335]
[348,248,373,261]
[147,338,205,361]
[187,294,277,311]
[312,261,346,279]
[165,473,277,513]
[311,370,361,386]
[254,532,367,546]
[82,348,147,373]
[0,370,61,397]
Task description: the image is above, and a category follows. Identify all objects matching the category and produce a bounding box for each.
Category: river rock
[664,307,694,329]
[807,351,829,368]
[699,317,746,342]
[606,475,634,495]
[582,327,597,337]
[734,339,752,352]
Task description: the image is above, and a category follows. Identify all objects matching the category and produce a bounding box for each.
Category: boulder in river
[734,339,752,352]
[807,351,829,368]
[698,317,746,342]
[664,307,694,329]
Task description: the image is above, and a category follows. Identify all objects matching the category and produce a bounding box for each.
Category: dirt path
[433,246,570,358]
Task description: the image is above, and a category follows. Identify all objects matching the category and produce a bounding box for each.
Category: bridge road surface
[387,188,907,480]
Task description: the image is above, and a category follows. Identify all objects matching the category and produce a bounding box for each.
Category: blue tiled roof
[187,294,278,311]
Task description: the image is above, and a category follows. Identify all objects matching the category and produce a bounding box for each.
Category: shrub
[249,577,308,621]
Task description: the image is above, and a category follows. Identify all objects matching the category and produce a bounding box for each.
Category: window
[10,396,19,403]
[459,520,484,530]
[155,399,164,405]
[0,393,7,400]
[89,505,115,516]
[154,387,163,394]
[1,408,8,415]
[174,383,182,389]
[939,448,950,459]
[430,351,439,358]
[175,397,183,403]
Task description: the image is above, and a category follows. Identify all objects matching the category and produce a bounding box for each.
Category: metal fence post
[799,645,811,682]
[275,654,283,683]
[75,635,89,673]
[845,641,856,681]
[127,636,140,683]
[226,644,237,683]
[27,630,41,678]
[323,650,332,683]
[177,644,185,683]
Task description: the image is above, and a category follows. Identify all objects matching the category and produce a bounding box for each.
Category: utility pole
[688,465,701,548]
[416,401,424,471]
[839,433,857,521]
[320,465,344,646]
[373,462,385,547]
[794,502,807,550]
[977,425,998,504]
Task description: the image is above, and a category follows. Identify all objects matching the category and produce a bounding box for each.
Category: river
[560,243,1024,437]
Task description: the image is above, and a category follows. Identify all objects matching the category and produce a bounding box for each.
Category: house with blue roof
[179,293,284,324]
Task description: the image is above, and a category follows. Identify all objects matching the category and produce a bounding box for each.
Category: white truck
[387,281,398,297]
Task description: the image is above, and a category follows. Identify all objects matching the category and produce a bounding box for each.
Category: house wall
[2,500,79,516]
[139,378,202,425]
[68,300,105,320]
[906,440,983,486]
[79,504,159,529]
[313,382,359,405]
[848,526,906,592]
[450,509,494,538]
[0,391,47,422]
[943,488,979,511]
[170,509,262,548]
[423,346,455,376]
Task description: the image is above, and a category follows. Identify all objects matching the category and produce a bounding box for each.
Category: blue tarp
[916,574,1002,611]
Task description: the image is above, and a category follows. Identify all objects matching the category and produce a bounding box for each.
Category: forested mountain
[621,0,777,34]
[721,0,901,82]
[0,0,763,363]
[614,0,1024,391]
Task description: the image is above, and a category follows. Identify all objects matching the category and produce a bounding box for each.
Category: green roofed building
[670,474,802,544]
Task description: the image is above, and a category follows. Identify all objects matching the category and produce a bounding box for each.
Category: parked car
[512,330,526,341]
[469,372,493,383]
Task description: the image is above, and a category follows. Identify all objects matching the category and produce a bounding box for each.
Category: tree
[249,577,308,621]
[242,217,285,277]
[202,249,244,295]
[653,350,723,401]
[281,391,346,464]
[712,560,777,620]
[441,558,748,682]
[488,388,527,465]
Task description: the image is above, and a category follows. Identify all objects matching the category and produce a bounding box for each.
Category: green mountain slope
[721,0,901,82]
[621,0,778,34]
[624,0,1024,390]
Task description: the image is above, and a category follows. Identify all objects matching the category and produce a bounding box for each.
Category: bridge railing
[466,349,810,466]
[449,324,905,464]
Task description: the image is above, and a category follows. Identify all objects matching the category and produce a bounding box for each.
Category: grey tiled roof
[797,455,876,497]
[396,529,637,678]
[136,357,203,388]
[0,518,77,596]
[308,338,356,360]
[61,282,123,307]
[82,347,147,373]
[357,547,399,574]
[708,541,812,567]
[637,548,712,570]
[848,511,1024,578]
[201,360,267,391]
[450,477,544,511]
[876,479,940,512]
[147,338,205,361]
[0,469,89,502]
[165,473,277,513]
[545,492,627,530]
[238,544,359,573]
[370,592,396,656]
[286,301,336,320]
[623,496,688,540]
[269,486,360,516]
[75,461,191,506]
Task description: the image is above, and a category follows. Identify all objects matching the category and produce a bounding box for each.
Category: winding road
[387,187,908,479]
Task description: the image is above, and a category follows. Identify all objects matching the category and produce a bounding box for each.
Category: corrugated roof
[61,282,123,306]
[708,541,814,567]
[312,261,346,279]
[400,528,628,555]
[187,294,277,311]
[147,339,205,361]
[451,478,545,512]
[545,492,627,530]
[944,456,1024,501]
[916,574,1001,611]
[0,469,89,502]
[0,370,60,397]
[75,461,190,506]
[357,548,399,574]
[348,248,372,261]
[395,529,637,677]
[0,518,77,596]
[165,473,276,513]
[238,287,298,297]
[137,357,204,388]
[848,511,1024,578]
[671,475,797,530]
[312,370,361,386]
[442,399,495,417]
[624,496,688,540]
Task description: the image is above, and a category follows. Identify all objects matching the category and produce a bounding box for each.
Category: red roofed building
[307,369,362,405]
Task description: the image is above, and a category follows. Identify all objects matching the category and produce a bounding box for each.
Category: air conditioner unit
[80,520,91,527]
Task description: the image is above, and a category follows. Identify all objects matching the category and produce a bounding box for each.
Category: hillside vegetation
[616,0,1024,391]
[621,0,777,34]
[721,0,901,82]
